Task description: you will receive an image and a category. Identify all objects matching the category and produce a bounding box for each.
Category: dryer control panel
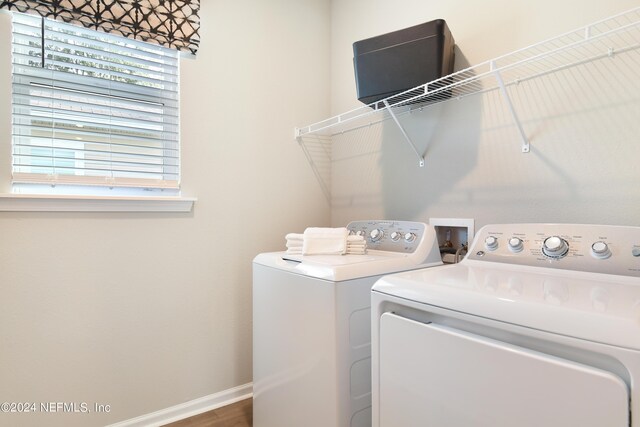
[347,220,427,253]
[467,223,640,277]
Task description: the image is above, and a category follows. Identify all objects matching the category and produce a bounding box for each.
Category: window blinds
[11,12,180,189]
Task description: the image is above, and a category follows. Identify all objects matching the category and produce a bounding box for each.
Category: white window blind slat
[40,58,179,89]
[15,141,178,160]
[12,173,180,189]
[13,154,179,172]
[11,12,180,190]
[12,105,179,130]
[12,115,180,141]
[14,133,178,157]
[43,39,180,73]
[12,90,179,122]
[12,67,179,101]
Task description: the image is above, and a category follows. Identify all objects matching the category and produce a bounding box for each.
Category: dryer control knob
[370,228,383,242]
[508,237,524,253]
[484,236,499,251]
[390,231,401,241]
[542,236,569,258]
[591,241,611,259]
[404,232,416,243]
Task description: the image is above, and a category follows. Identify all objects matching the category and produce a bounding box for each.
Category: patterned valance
[0,0,200,54]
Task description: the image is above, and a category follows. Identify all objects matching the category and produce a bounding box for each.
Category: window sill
[0,194,196,212]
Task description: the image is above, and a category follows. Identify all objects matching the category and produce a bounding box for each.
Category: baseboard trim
[107,382,253,427]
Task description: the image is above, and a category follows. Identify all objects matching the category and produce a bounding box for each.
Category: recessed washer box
[353,19,455,105]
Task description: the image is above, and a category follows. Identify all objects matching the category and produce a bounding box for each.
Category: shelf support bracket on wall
[491,61,530,153]
[383,99,425,167]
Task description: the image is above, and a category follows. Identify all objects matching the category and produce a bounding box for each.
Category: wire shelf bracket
[491,61,530,153]
[382,99,426,167]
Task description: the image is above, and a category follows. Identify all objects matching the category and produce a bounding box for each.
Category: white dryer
[253,220,443,427]
[372,223,640,427]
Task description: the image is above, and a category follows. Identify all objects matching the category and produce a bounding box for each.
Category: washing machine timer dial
[542,236,570,259]
[369,228,383,242]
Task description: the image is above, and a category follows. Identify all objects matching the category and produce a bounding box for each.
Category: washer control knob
[591,241,611,259]
[369,228,383,242]
[542,236,569,258]
[356,230,365,237]
[390,231,401,241]
[484,236,499,251]
[508,237,524,253]
[632,248,640,257]
[404,232,417,243]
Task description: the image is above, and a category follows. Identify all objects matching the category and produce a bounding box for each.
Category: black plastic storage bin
[353,19,455,106]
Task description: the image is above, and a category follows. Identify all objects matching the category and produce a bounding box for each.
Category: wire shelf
[295,7,640,140]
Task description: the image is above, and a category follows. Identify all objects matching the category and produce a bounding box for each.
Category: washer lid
[253,251,442,281]
[372,263,640,350]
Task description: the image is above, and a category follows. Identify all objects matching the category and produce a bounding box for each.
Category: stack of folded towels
[286,227,367,255]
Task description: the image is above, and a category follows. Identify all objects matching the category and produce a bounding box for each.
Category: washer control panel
[346,220,426,253]
[467,224,640,277]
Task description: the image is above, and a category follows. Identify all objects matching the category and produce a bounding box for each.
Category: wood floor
[162,398,252,427]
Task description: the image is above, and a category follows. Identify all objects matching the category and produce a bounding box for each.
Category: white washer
[371,223,640,427]
[253,220,443,427]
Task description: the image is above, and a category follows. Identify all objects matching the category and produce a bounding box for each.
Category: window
[11,12,180,195]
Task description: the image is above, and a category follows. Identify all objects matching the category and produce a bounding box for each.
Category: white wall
[329,0,640,229]
[0,1,330,426]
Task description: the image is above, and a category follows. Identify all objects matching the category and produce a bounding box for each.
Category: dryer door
[378,313,629,427]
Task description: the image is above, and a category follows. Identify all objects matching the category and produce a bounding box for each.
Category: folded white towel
[302,227,349,255]
[346,234,366,254]
[285,233,303,251]
[347,235,366,244]
[346,248,367,255]
[284,228,368,255]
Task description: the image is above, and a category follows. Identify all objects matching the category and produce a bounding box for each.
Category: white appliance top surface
[253,220,443,281]
[373,223,640,350]
[254,250,441,282]
[281,251,403,265]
